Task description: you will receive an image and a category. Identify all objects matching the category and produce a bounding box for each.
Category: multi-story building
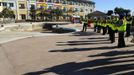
[35,0,95,19]
[16,0,28,20]
[0,0,95,21]
[0,0,17,17]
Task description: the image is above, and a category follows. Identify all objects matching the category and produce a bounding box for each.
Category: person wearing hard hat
[117,13,127,47]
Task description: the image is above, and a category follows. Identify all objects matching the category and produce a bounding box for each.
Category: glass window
[38,0,44,2]
[9,3,14,7]
[47,0,51,2]
[0,2,1,6]
[90,9,92,12]
[3,2,7,6]
[19,4,25,9]
[21,14,26,19]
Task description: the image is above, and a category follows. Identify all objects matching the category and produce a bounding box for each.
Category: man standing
[93,19,98,32]
[117,14,127,47]
[82,20,88,32]
[126,14,132,37]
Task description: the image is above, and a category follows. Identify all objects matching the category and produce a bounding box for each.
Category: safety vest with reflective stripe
[117,20,127,32]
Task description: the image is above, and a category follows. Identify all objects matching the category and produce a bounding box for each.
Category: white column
[15,0,19,20]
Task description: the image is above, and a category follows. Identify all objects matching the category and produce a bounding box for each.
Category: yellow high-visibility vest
[117,20,127,32]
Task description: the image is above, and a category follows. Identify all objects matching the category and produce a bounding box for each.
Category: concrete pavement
[0,22,134,75]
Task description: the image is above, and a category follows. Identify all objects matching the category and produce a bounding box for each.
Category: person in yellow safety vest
[82,20,88,32]
[93,18,98,32]
[102,19,107,35]
[125,14,132,37]
[97,18,102,33]
[117,14,127,48]
[107,17,113,41]
[109,18,116,43]
[113,17,119,33]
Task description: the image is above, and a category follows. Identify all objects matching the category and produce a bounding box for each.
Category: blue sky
[93,0,134,13]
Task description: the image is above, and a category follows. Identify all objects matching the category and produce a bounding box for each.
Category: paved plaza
[0,23,134,75]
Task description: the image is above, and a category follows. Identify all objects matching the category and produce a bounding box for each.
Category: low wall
[0,22,44,32]
[0,22,70,32]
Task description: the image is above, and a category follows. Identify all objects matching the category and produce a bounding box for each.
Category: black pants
[82,25,87,32]
[102,27,107,35]
[107,26,110,34]
[94,25,97,32]
[110,30,115,43]
[97,26,101,33]
[126,24,131,37]
[118,32,126,47]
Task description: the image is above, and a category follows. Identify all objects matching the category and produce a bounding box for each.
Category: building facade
[27,0,36,20]
[16,0,28,20]
[34,0,95,19]
[0,0,95,21]
[0,0,17,16]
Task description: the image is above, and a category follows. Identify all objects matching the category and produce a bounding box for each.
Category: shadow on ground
[72,31,99,36]
[49,46,116,52]
[24,50,134,75]
[24,32,134,75]
[56,39,110,46]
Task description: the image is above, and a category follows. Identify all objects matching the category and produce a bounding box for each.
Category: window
[63,7,67,12]
[3,2,7,6]
[80,9,83,12]
[90,9,92,12]
[48,6,52,10]
[38,0,44,2]
[9,3,14,7]
[19,4,25,9]
[63,1,66,4]
[0,2,1,6]
[55,0,59,3]
[75,8,78,12]
[21,14,26,20]
[47,0,52,2]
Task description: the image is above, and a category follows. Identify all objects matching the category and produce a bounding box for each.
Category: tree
[2,8,15,18]
[37,6,46,21]
[0,12,2,18]
[114,7,131,16]
[30,5,36,21]
[124,9,131,16]
[1,8,15,24]
[52,8,63,21]
[114,7,124,15]
[86,14,91,19]
[107,10,113,16]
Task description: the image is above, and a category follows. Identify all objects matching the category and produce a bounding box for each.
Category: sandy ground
[0,27,134,75]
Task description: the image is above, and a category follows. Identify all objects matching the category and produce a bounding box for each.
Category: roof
[88,11,107,17]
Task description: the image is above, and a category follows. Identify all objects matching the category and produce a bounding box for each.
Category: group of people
[82,13,133,48]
